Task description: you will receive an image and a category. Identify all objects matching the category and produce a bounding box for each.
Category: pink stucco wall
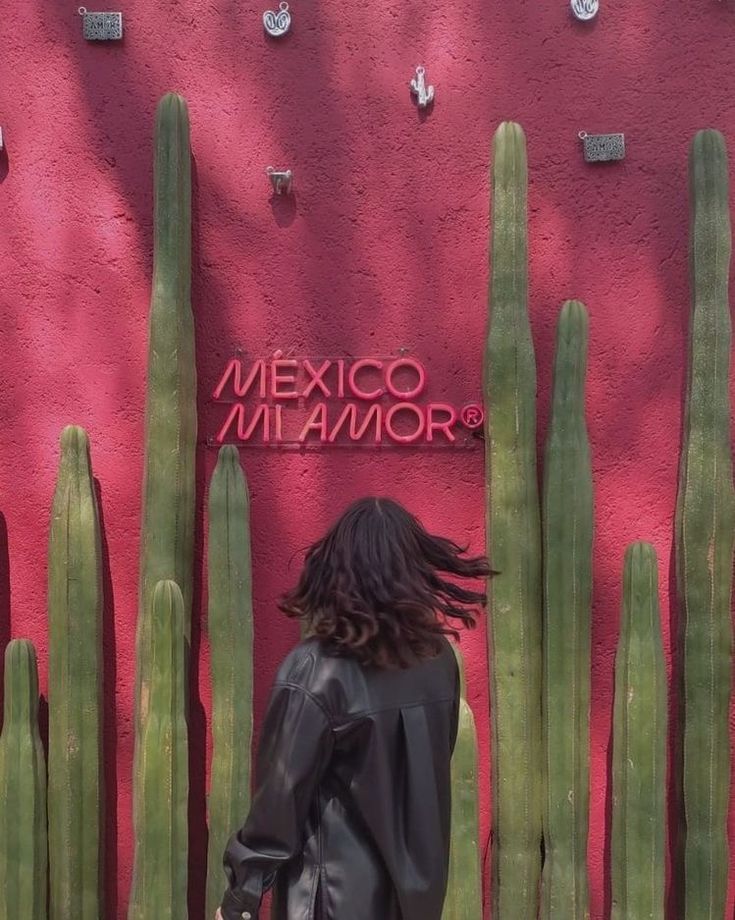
[1,0,735,916]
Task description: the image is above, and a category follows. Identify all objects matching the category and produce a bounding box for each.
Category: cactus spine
[677,129,734,920]
[48,425,104,919]
[485,120,543,919]
[442,644,482,920]
[0,640,47,920]
[611,542,666,920]
[206,446,254,918]
[129,580,189,920]
[540,300,592,920]
[135,91,197,732]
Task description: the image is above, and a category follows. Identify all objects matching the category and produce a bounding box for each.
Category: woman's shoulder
[274,637,345,690]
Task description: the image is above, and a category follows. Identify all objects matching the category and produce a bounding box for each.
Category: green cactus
[677,128,734,920]
[129,580,189,920]
[540,300,592,920]
[611,542,666,920]
[0,639,47,920]
[442,644,482,920]
[485,120,543,920]
[48,425,104,919]
[206,446,254,918]
[135,90,197,733]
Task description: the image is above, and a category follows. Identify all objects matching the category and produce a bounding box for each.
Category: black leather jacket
[220,635,460,920]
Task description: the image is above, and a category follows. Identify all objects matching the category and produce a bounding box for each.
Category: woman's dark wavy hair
[280,497,496,668]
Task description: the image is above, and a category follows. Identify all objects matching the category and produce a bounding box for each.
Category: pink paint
[1,0,735,915]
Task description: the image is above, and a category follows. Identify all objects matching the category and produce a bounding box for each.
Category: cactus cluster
[0,101,732,920]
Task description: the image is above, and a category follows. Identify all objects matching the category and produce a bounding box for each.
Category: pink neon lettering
[271,359,299,399]
[328,404,382,443]
[298,403,328,442]
[337,359,346,398]
[385,358,426,400]
[216,404,270,443]
[302,359,332,399]
[427,403,457,442]
[348,359,384,400]
[213,359,266,400]
[384,403,426,443]
[274,404,283,442]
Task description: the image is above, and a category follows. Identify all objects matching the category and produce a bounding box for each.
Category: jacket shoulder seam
[273,680,335,727]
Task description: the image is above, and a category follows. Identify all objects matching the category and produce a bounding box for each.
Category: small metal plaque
[80,8,123,40]
[579,132,625,162]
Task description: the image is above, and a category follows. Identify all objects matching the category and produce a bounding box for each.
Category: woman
[217,497,492,920]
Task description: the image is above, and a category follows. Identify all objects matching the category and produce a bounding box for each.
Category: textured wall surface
[1,0,735,916]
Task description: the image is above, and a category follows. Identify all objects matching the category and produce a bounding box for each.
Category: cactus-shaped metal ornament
[571,0,599,20]
[410,66,435,108]
[79,7,123,39]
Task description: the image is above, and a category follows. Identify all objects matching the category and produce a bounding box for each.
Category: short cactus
[442,644,482,920]
[677,128,735,920]
[128,580,189,920]
[206,446,254,918]
[540,301,592,920]
[48,425,104,919]
[485,120,543,919]
[611,542,666,920]
[0,639,47,920]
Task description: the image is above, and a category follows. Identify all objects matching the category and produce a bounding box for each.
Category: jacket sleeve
[219,682,334,920]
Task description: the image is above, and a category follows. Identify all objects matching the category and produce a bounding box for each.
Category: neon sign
[210,352,484,448]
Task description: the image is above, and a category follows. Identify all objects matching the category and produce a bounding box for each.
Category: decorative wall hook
[263,1,291,37]
[267,167,294,195]
[571,0,599,20]
[78,7,123,39]
[579,132,625,162]
[410,66,434,109]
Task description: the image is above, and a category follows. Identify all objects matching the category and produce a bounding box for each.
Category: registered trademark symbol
[461,404,485,430]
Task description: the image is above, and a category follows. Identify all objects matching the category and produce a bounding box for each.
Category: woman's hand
[215,910,223,920]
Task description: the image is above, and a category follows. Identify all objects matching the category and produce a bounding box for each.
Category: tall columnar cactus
[0,640,47,920]
[442,644,482,920]
[540,300,592,920]
[611,542,666,920]
[129,580,189,920]
[484,120,543,919]
[48,425,104,919]
[677,128,734,920]
[206,446,254,918]
[136,91,197,733]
